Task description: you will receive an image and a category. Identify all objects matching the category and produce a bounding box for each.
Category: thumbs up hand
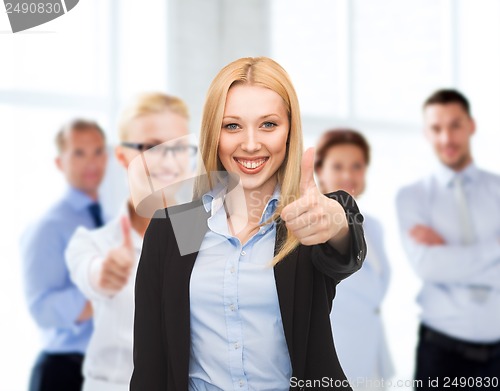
[280,148,350,251]
[94,216,136,296]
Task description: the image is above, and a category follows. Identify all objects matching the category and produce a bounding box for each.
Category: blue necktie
[88,202,104,228]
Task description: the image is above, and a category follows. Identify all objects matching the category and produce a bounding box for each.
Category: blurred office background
[1,0,499,389]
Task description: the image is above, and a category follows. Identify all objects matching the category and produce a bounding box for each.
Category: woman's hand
[280,148,350,253]
[90,216,136,296]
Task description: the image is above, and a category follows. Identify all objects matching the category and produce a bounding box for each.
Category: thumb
[299,147,317,196]
[121,215,133,251]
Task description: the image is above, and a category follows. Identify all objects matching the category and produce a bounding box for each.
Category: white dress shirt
[331,213,394,388]
[396,162,500,343]
[65,203,143,391]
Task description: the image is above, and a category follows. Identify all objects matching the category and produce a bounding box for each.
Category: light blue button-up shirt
[188,182,292,391]
[20,187,103,353]
[396,162,500,342]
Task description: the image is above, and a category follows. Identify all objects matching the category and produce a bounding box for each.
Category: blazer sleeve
[310,190,367,283]
[130,213,168,390]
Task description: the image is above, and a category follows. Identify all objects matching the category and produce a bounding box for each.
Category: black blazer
[131,190,366,391]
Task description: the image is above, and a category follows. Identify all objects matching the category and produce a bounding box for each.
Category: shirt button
[240,250,246,256]
[239,379,244,387]
[234,342,239,349]
[230,266,235,273]
[230,304,236,311]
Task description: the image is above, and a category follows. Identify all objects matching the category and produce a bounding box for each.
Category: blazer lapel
[162,200,210,390]
[273,219,299,365]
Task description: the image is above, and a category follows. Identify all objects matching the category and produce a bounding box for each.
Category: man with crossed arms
[396,89,500,390]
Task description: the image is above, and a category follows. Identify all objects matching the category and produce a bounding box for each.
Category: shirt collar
[434,161,479,187]
[202,181,281,224]
[64,186,98,211]
[202,180,228,216]
[260,184,280,224]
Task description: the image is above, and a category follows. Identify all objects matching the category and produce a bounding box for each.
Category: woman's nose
[341,170,352,181]
[241,129,261,152]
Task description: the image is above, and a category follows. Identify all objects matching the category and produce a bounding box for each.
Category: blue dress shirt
[20,187,103,353]
[396,162,500,343]
[188,182,292,391]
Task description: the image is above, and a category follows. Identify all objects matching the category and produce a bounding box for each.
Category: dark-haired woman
[315,129,393,390]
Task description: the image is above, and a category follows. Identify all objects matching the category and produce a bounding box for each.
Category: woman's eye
[224,123,240,131]
[262,122,277,129]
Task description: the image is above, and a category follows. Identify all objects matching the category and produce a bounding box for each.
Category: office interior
[1,0,499,389]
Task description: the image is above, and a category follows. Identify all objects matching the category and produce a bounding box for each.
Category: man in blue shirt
[397,90,500,390]
[21,119,108,391]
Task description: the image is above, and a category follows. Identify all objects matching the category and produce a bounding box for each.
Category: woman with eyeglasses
[315,129,394,390]
[65,92,193,391]
[131,58,367,391]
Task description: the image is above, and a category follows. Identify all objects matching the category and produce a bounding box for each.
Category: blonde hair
[193,57,303,265]
[118,92,189,141]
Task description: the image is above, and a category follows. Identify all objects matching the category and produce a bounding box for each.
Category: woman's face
[117,110,191,199]
[218,84,289,195]
[316,144,367,197]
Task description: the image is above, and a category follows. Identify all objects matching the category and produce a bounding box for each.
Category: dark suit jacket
[131,190,366,391]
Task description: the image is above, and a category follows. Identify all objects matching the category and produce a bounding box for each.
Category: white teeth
[236,158,266,169]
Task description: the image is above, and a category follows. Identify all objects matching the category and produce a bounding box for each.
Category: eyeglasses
[121,142,198,158]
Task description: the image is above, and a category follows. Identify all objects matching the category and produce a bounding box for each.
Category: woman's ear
[115,145,129,169]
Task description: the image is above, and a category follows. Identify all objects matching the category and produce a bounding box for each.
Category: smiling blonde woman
[131,57,367,391]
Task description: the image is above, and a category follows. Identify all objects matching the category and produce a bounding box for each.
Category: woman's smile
[233,156,269,174]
